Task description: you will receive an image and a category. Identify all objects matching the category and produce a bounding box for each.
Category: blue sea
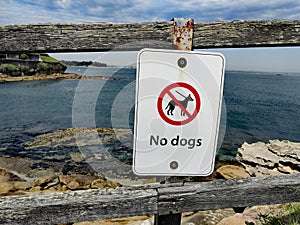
[0,67,299,161]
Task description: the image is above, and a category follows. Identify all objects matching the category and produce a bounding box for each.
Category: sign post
[133,18,225,225]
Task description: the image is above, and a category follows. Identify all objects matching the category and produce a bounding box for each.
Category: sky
[1,0,300,72]
[1,0,300,24]
[49,47,300,73]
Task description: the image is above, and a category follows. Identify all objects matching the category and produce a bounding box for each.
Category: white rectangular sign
[133,48,225,176]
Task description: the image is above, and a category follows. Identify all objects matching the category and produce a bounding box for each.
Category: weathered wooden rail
[1,174,300,224]
[1,20,300,53]
[1,19,300,224]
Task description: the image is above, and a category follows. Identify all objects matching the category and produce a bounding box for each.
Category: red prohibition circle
[157,82,201,126]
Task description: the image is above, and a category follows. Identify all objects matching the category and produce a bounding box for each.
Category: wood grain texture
[1,20,300,53]
[157,174,300,215]
[1,174,300,224]
[193,20,300,48]
[0,22,174,53]
[0,187,157,224]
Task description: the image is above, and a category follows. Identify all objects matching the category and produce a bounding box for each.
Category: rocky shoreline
[0,73,82,82]
[0,73,117,82]
[0,166,120,197]
[237,139,300,177]
[0,128,135,183]
[0,127,299,224]
[1,126,299,184]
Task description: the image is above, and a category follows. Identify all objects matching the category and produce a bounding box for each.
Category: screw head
[177,57,187,68]
[170,161,179,170]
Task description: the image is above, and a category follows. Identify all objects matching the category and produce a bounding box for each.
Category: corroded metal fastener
[173,18,194,51]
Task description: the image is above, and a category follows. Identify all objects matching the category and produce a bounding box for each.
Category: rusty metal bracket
[173,18,194,51]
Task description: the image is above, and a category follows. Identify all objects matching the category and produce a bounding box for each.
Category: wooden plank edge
[0,187,158,224]
[1,20,300,53]
[1,173,300,223]
[158,173,300,214]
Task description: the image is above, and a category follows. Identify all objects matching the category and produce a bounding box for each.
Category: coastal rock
[21,127,135,180]
[27,167,58,179]
[217,213,255,225]
[268,140,300,167]
[44,177,59,189]
[13,181,32,191]
[70,152,85,162]
[243,205,279,221]
[0,182,15,195]
[0,73,83,83]
[236,140,300,177]
[0,173,121,196]
[34,177,51,187]
[30,186,42,192]
[0,73,116,83]
[215,203,298,225]
[91,179,120,189]
[180,209,235,225]
[216,165,250,179]
[91,178,109,189]
[67,180,81,190]
[73,216,152,225]
[58,174,120,190]
[24,127,131,148]
[57,185,68,192]
[0,167,25,182]
[59,175,92,190]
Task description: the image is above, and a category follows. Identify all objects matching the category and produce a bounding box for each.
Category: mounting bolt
[177,57,187,68]
[170,161,179,170]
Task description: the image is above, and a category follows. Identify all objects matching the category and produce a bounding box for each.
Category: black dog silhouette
[165,91,193,116]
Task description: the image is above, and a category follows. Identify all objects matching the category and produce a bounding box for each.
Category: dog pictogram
[165,91,194,116]
[157,82,201,126]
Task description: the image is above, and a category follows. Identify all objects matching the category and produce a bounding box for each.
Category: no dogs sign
[133,49,225,176]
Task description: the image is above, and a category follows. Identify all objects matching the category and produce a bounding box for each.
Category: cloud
[1,0,300,25]
[0,1,99,24]
[55,0,73,9]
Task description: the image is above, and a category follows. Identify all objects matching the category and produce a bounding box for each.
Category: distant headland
[0,53,112,82]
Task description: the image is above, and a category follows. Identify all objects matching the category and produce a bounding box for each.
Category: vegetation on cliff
[0,64,32,76]
[0,53,67,76]
[61,60,108,67]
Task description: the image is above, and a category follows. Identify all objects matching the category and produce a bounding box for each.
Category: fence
[0,19,300,224]
[1,20,300,53]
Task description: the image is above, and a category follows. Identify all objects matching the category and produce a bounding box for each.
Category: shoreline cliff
[0,73,117,82]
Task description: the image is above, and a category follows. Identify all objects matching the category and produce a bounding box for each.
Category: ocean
[0,67,299,161]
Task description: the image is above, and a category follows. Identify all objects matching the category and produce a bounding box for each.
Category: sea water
[0,67,299,161]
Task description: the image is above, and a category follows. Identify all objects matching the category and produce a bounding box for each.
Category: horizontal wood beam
[0,22,174,54]
[1,20,300,54]
[158,173,300,215]
[1,173,300,224]
[0,186,158,224]
[193,20,300,48]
